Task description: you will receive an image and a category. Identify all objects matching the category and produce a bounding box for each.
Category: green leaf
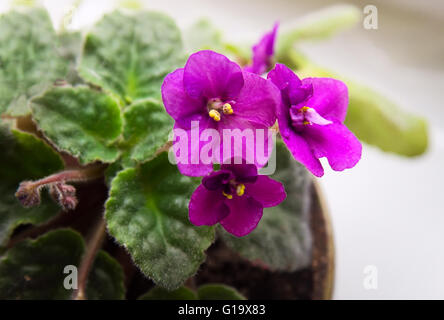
[288,52,428,156]
[0,229,84,299]
[0,127,64,182]
[0,8,69,115]
[31,86,123,164]
[138,284,245,300]
[0,229,125,299]
[345,82,428,156]
[220,141,312,272]
[57,31,84,85]
[0,127,64,246]
[85,250,125,300]
[182,19,250,64]
[197,284,246,300]
[104,160,124,188]
[11,0,39,7]
[183,18,223,53]
[121,98,173,166]
[105,153,215,289]
[139,286,197,300]
[118,0,144,10]
[79,10,184,103]
[277,5,360,61]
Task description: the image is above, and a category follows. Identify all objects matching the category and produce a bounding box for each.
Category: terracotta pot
[310,180,335,300]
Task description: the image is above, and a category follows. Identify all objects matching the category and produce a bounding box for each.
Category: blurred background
[2,0,443,299]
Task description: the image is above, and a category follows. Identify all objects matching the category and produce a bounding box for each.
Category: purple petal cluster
[161,30,363,236]
[268,63,362,177]
[162,50,280,177]
[244,23,279,75]
[189,162,286,237]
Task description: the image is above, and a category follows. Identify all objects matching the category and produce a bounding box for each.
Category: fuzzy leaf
[105,153,215,289]
[138,284,245,300]
[220,141,312,271]
[79,10,184,103]
[0,229,125,299]
[31,86,123,164]
[0,229,83,299]
[121,98,173,166]
[0,127,64,182]
[85,250,125,300]
[104,160,124,188]
[57,31,84,85]
[0,127,64,246]
[139,286,197,300]
[197,284,246,300]
[0,8,69,115]
[345,82,428,156]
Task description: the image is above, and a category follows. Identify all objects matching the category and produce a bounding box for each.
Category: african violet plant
[0,4,427,300]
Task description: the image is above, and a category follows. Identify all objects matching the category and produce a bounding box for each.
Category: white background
[2,0,443,299]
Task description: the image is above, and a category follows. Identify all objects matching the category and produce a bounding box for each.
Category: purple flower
[189,162,286,237]
[244,23,279,75]
[162,50,279,177]
[268,63,362,177]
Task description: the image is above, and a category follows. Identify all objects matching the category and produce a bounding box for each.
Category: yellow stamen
[236,183,245,196]
[222,191,232,199]
[300,106,310,112]
[303,121,311,125]
[209,109,221,121]
[222,103,234,115]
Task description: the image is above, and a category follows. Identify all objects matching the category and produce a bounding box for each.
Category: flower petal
[220,196,263,237]
[267,63,302,91]
[218,116,273,169]
[281,128,324,177]
[231,71,279,127]
[221,163,258,183]
[304,123,362,172]
[245,175,286,208]
[189,185,229,226]
[288,82,313,105]
[305,108,332,126]
[161,68,206,124]
[173,121,214,177]
[276,98,324,177]
[202,169,234,190]
[301,78,348,123]
[183,50,244,100]
[244,22,279,75]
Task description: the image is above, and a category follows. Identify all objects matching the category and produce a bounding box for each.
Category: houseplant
[0,3,427,299]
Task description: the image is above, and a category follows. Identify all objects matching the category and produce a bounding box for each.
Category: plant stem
[31,165,105,188]
[72,217,107,300]
[155,140,173,156]
[15,165,106,209]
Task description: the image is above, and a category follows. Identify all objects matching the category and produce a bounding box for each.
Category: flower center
[207,99,235,122]
[222,180,245,199]
[290,106,332,130]
[236,183,245,196]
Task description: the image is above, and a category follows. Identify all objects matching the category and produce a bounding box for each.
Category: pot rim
[310,179,335,300]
